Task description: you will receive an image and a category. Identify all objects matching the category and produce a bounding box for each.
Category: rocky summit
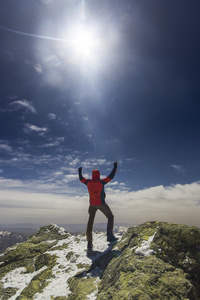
[0,221,200,300]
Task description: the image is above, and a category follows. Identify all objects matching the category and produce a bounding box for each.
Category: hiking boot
[107,234,118,243]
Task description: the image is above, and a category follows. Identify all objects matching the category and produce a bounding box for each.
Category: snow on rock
[0,224,125,300]
[135,233,156,256]
[50,223,66,235]
[0,224,126,300]
[2,266,47,300]
[0,222,200,299]
[35,231,119,299]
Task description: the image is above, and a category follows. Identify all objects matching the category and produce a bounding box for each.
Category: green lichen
[51,243,69,251]
[98,255,192,299]
[35,253,57,271]
[34,225,69,241]
[76,262,90,269]
[68,276,97,300]
[0,240,57,282]
[1,222,200,300]
[66,251,74,260]
[25,263,35,273]
[0,285,17,300]
[97,221,200,299]
[116,221,157,253]
[17,269,52,299]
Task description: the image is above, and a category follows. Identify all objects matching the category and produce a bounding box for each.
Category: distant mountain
[0,221,199,299]
[0,222,132,234]
[0,231,27,254]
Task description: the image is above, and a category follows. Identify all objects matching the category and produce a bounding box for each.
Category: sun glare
[72,27,99,59]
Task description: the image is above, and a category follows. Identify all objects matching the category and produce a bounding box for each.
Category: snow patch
[1,266,47,300]
[50,223,66,235]
[135,234,156,256]
[0,227,124,300]
[34,231,114,299]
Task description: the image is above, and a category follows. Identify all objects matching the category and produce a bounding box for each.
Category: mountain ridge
[0,221,200,299]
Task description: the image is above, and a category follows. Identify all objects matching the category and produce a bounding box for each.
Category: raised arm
[78,167,88,185]
[78,167,83,181]
[102,162,117,184]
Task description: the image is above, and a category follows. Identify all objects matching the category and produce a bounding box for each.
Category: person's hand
[78,167,82,173]
[114,162,118,169]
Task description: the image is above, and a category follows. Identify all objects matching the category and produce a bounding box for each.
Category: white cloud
[107,182,200,227]
[53,171,64,177]
[39,137,65,148]
[63,174,78,183]
[0,189,88,224]
[48,113,56,120]
[0,143,12,153]
[24,123,48,134]
[171,164,185,174]
[39,141,60,148]
[110,181,118,186]
[82,158,110,169]
[69,158,80,166]
[0,177,200,227]
[10,99,36,113]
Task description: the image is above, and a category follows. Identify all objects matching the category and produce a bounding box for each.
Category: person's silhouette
[78,162,118,252]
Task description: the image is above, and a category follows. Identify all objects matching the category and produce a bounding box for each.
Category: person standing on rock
[78,162,118,253]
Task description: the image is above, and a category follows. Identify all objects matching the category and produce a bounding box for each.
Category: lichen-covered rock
[0,224,68,299]
[98,254,192,299]
[67,276,98,300]
[0,284,17,300]
[17,269,53,299]
[33,224,69,242]
[97,221,200,300]
[35,253,57,271]
[0,222,200,299]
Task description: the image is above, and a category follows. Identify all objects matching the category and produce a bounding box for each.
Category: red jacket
[79,167,117,205]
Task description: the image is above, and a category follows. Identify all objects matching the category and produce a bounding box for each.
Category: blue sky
[0,0,200,227]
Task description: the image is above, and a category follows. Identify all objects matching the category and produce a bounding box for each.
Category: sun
[74,32,94,55]
[71,27,100,60]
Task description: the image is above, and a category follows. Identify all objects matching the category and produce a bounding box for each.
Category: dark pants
[86,203,114,244]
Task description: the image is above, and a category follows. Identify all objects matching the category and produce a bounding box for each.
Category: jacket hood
[92,169,100,180]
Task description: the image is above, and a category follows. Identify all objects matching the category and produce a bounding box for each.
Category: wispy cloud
[10,99,37,113]
[24,123,48,134]
[39,141,60,148]
[63,174,78,182]
[0,143,12,153]
[171,164,185,174]
[81,158,111,169]
[47,113,56,120]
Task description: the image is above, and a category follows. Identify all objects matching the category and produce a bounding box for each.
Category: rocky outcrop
[0,222,199,299]
[98,221,200,299]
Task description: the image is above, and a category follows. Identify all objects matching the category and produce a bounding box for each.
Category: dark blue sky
[0,0,200,226]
